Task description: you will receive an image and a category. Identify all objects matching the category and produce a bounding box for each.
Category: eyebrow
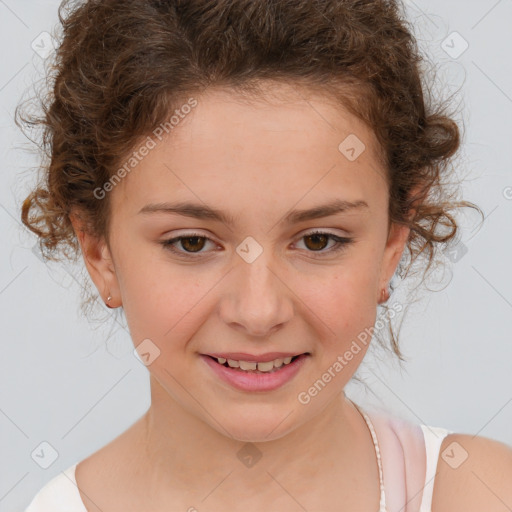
[138,198,369,225]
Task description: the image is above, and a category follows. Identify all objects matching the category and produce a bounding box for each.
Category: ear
[377,221,410,300]
[69,211,121,307]
[377,186,421,301]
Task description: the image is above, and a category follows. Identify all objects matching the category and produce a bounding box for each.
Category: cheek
[290,265,380,374]
[116,251,216,345]
[297,260,379,328]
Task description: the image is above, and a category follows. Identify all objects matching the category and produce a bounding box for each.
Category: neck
[133,375,366,496]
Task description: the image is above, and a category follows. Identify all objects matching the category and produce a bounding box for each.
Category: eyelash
[160,230,354,258]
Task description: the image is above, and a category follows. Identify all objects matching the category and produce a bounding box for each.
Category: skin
[69,82,512,511]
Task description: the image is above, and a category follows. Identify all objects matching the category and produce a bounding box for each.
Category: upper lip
[203,352,309,363]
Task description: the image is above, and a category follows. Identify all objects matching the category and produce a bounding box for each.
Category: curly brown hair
[18,0,482,363]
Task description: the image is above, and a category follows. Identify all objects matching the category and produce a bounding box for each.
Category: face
[74,83,409,442]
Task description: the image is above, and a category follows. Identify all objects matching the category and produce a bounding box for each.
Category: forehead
[112,83,387,215]
[173,83,383,163]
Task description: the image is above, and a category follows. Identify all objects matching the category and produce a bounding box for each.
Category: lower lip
[201,354,309,392]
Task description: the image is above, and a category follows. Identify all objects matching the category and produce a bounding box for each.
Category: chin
[210,407,300,443]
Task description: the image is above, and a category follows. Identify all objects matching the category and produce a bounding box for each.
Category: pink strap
[365,409,427,512]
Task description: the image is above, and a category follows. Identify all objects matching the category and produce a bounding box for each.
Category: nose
[219,254,294,338]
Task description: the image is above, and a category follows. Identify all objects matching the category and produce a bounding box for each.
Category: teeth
[239,360,257,370]
[256,361,274,372]
[218,355,300,373]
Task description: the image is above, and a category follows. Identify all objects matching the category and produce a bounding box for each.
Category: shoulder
[432,432,512,512]
[24,463,81,512]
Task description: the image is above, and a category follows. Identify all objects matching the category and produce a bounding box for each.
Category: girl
[20,0,512,511]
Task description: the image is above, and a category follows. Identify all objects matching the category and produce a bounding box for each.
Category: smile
[201,353,310,392]
[212,355,300,373]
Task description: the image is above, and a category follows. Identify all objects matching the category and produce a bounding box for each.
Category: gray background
[1,0,511,510]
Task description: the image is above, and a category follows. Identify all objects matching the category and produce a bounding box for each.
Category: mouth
[203,352,310,374]
[201,352,310,392]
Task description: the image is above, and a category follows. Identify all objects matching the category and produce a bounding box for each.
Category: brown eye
[161,233,216,256]
[179,236,206,253]
[303,233,330,251]
[295,230,354,256]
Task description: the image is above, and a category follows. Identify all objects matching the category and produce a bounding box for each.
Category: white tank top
[24,406,453,512]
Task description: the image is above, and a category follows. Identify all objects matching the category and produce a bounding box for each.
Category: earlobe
[69,212,121,307]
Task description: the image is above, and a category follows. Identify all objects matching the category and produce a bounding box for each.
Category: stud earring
[105,295,113,308]
[379,287,390,304]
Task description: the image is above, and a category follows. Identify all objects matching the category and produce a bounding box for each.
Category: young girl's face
[81,83,409,441]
